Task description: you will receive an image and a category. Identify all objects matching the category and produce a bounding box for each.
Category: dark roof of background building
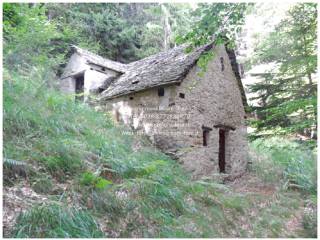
[71,45,128,73]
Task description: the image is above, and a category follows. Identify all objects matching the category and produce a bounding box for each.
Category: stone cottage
[60,43,248,179]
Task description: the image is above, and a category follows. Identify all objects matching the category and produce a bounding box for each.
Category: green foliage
[175,3,252,73]
[3,3,73,74]
[40,3,195,62]
[247,3,317,137]
[80,171,112,190]
[138,3,194,57]
[12,204,104,238]
[250,137,317,193]
[177,3,253,47]
[3,68,113,181]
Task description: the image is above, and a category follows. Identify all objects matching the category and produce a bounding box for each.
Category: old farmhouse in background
[60,43,248,179]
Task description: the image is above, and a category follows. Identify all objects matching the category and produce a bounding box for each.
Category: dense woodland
[3,3,317,238]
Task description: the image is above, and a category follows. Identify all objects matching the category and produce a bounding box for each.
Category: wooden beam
[214,124,236,131]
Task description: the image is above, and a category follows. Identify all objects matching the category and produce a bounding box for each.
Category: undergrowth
[250,137,317,194]
[250,137,317,237]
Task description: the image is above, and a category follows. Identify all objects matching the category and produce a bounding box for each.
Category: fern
[4,158,27,167]
[3,158,28,180]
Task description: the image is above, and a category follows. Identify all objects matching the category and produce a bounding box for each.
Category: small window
[129,96,134,100]
[115,110,120,122]
[203,130,209,146]
[220,57,224,72]
[158,87,165,97]
[179,93,185,99]
[97,87,104,93]
[101,67,106,71]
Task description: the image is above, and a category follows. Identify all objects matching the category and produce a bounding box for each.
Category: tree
[42,3,194,62]
[176,3,253,48]
[3,3,73,82]
[136,3,194,57]
[247,3,317,138]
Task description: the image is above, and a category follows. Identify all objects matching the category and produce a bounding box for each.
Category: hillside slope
[3,69,317,238]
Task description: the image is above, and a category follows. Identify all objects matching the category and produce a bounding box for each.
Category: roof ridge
[70,45,127,73]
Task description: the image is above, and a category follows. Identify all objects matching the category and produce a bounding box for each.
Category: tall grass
[4,68,195,236]
[12,204,104,238]
[250,137,317,194]
[4,68,113,180]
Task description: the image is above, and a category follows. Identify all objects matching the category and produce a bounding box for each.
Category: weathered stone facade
[60,44,248,179]
[60,46,125,101]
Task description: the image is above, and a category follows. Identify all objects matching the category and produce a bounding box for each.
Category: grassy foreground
[3,69,317,238]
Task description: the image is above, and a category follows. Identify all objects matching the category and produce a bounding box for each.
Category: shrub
[80,171,112,190]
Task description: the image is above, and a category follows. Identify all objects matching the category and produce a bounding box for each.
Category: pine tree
[248,3,317,138]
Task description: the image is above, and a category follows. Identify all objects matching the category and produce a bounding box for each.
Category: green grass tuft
[250,137,317,194]
[12,204,104,238]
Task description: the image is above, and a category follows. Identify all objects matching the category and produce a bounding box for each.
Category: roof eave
[99,80,182,101]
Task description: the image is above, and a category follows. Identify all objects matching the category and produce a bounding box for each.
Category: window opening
[75,74,84,102]
[97,87,104,94]
[203,130,209,146]
[220,57,224,72]
[158,87,165,97]
[115,110,120,122]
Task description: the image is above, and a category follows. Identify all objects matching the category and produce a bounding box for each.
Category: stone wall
[60,53,120,101]
[102,45,248,179]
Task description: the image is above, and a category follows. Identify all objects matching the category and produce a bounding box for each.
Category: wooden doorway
[218,129,226,173]
[75,74,84,102]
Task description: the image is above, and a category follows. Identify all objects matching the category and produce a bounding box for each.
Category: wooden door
[219,129,226,173]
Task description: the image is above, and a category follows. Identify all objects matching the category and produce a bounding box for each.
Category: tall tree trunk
[161,4,171,51]
[302,33,317,138]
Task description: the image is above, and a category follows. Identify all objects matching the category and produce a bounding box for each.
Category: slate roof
[71,45,127,73]
[99,43,214,100]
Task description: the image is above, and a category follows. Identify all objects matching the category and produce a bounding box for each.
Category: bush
[80,171,112,190]
[12,204,104,238]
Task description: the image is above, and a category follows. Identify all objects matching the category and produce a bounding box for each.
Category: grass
[4,68,317,238]
[12,204,104,238]
[250,137,317,193]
